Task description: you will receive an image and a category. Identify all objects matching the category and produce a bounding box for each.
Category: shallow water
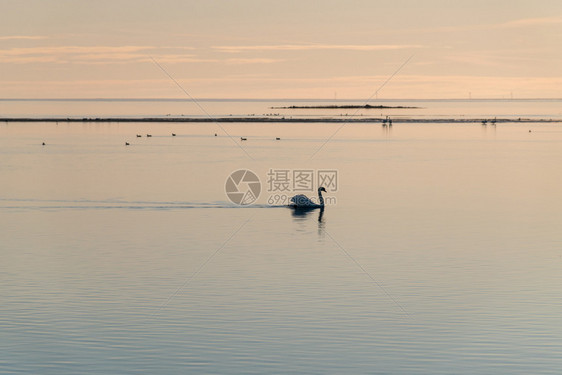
[2,100,562,374]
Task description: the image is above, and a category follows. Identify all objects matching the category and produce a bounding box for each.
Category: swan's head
[318,187,327,192]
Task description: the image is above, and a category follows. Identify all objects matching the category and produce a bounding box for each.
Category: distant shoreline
[270,105,420,109]
[1,117,560,123]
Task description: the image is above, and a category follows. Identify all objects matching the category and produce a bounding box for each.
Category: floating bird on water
[172,133,176,136]
[214,133,217,137]
[289,187,326,209]
[136,134,142,138]
[146,134,152,137]
[276,137,281,140]
[42,142,46,146]
[240,137,247,141]
[125,142,130,146]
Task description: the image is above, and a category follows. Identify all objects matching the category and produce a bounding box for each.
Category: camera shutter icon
[225,169,261,205]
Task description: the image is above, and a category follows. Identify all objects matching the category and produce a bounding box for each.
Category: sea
[2,98,562,374]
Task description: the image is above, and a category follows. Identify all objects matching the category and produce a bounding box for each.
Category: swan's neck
[318,189,324,206]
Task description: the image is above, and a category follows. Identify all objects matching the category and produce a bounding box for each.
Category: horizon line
[2,97,562,102]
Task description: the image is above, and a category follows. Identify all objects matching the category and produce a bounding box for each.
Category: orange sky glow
[1,0,561,99]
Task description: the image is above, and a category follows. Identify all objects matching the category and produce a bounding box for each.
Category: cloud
[151,55,216,64]
[225,58,284,64]
[441,49,562,70]
[153,56,284,65]
[0,35,48,41]
[393,16,562,35]
[0,45,286,65]
[213,44,423,53]
[498,16,562,28]
[444,52,514,68]
[0,45,153,63]
[0,45,201,64]
[2,45,153,55]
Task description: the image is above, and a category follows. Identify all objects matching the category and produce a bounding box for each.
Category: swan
[289,187,326,208]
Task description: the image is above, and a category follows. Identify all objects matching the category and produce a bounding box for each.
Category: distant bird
[482,120,487,125]
[172,133,176,136]
[529,130,532,133]
[214,133,217,137]
[240,137,247,141]
[146,134,152,137]
[125,142,130,146]
[491,117,496,125]
[136,134,142,137]
[276,137,281,140]
[42,142,46,146]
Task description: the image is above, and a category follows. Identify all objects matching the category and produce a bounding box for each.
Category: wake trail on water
[0,198,286,211]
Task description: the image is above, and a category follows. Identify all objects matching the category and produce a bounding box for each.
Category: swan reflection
[290,206,324,222]
[289,206,325,238]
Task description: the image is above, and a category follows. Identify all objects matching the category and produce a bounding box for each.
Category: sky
[1,0,561,99]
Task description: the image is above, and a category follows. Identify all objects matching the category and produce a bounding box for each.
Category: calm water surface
[1,100,562,374]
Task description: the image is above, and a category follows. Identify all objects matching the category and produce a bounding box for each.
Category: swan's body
[289,187,326,208]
